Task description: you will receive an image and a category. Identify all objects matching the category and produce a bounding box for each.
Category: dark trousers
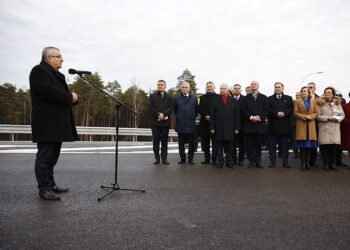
[320,144,337,167]
[232,132,245,164]
[151,126,169,161]
[269,134,289,165]
[35,142,62,192]
[178,133,195,161]
[201,134,217,162]
[217,140,233,165]
[246,133,264,163]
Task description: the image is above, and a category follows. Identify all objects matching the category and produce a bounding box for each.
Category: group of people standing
[150,80,350,171]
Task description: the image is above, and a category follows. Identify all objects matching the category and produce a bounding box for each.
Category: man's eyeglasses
[48,55,63,59]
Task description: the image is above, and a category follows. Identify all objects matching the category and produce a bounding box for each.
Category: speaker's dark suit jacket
[30,60,78,142]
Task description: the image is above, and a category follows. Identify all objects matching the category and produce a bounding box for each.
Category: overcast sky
[1,0,349,99]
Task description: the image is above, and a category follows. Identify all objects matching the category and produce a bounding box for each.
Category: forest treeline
[0,69,197,140]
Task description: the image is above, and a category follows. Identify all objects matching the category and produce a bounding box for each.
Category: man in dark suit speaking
[30,47,78,201]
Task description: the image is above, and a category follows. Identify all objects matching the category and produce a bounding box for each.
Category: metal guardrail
[0,124,178,141]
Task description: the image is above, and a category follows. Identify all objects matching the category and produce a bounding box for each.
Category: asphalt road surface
[1,142,350,249]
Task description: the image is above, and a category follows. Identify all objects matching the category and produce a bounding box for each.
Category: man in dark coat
[242,80,268,168]
[174,82,199,164]
[149,80,173,165]
[198,81,218,164]
[267,82,294,168]
[231,83,246,166]
[210,83,240,168]
[30,46,78,201]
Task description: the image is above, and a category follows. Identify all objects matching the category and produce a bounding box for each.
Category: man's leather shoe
[52,186,69,193]
[226,164,234,169]
[248,162,255,168]
[188,160,194,165]
[283,163,291,168]
[153,160,160,165]
[329,165,338,171]
[238,161,244,166]
[178,160,186,164]
[216,163,224,168]
[201,160,210,164]
[268,164,276,168]
[255,162,264,168]
[39,190,61,201]
[162,160,170,165]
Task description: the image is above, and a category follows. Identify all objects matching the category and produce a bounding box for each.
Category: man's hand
[277,112,285,118]
[71,91,78,104]
[158,113,165,121]
[235,130,239,134]
[205,115,210,121]
[211,129,215,134]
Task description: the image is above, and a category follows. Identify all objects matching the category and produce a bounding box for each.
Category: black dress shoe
[248,162,255,168]
[52,186,69,193]
[255,162,264,168]
[162,160,170,165]
[178,160,186,164]
[283,163,291,168]
[336,162,348,167]
[226,164,234,169]
[153,160,160,165]
[216,163,224,168]
[329,165,338,171]
[268,164,276,168]
[188,161,195,165]
[201,160,210,164]
[39,190,61,201]
[238,161,244,166]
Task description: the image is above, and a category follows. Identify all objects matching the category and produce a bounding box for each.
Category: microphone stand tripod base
[97,183,145,202]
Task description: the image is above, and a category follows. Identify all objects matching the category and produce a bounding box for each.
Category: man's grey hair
[42,46,59,60]
[220,83,229,89]
[181,81,190,87]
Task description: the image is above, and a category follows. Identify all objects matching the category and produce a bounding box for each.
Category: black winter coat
[210,95,240,141]
[242,92,268,134]
[149,91,173,127]
[267,94,294,135]
[29,61,78,142]
[174,94,198,134]
[198,92,218,137]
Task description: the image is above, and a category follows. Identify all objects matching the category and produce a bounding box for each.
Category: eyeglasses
[308,86,314,89]
[48,55,63,59]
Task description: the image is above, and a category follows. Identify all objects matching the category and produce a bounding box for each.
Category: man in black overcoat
[30,47,78,201]
[242,80,268,168]
[267,82,294,168]
[149,80,174,165]
[199,81,218,164]
[231,83,246,166]
[210,83,240,168]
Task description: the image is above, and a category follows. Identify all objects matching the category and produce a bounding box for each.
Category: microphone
[68,68,92,75]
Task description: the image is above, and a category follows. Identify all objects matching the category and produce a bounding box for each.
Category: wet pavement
[1,142,350,249]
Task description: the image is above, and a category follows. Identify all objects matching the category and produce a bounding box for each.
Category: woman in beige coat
[294,86,318,170]
[317,87,345,170]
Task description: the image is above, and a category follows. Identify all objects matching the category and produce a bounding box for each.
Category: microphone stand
[73,73,145,201]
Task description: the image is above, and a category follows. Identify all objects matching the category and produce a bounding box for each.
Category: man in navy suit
[231,84,246,166]
[242,81,268,168]
[174,82,199,164]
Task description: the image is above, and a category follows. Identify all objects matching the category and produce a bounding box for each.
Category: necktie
[277,95,281,100]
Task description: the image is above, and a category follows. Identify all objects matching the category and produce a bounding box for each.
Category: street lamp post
[301,71,323,85]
